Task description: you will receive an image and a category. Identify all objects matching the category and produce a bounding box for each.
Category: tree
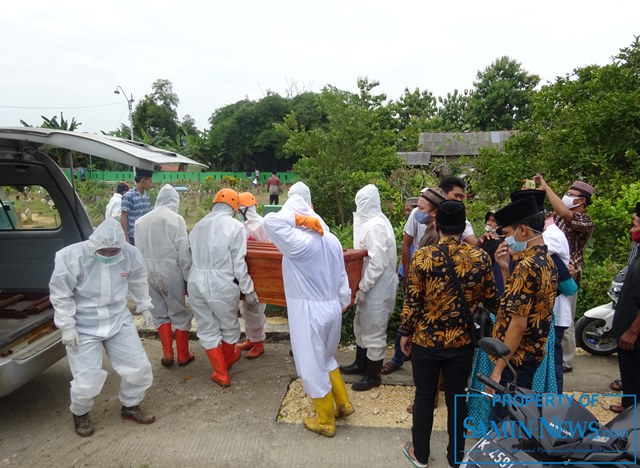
[207,93,325,171]
[389,87,437,151]
[180,114,198,135]
[132,79,180,141]
[276,84,401,226]
[468,56,540,131]
[435,89,472,131]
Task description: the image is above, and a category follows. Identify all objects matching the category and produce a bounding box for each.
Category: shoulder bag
[437,245,493,347]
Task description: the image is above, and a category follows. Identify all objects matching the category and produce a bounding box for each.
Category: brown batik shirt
[493,244,558,366]
[554,212,594,283]
[400,236,499,349]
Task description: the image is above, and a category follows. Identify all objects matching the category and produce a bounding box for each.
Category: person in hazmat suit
[135,184,193,367]
[188,189,259,387]
[49,217,155,437]
[340,184,398,391]
[263,194,354,438]
[287,181,330,234]
[235,192,268,359]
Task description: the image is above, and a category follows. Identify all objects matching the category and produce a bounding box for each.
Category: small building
[398,131,513,166]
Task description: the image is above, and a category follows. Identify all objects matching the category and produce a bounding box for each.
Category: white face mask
[562,195,583,210]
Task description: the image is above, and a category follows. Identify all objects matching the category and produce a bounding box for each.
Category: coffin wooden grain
[246,240,367,307]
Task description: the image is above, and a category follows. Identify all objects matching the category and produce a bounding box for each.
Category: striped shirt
[121,188,151,242]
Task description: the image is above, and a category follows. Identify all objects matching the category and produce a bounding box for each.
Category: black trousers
[269,194,279,205]
[618,345,640,408]
[411,343,474,467]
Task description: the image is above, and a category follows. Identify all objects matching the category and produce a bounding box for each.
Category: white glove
[141,309,154,328]
[355,290,366,305]
[245,291,259,305]
[61,328,80,348]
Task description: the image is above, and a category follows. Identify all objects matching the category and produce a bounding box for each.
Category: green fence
[63,170,298,184]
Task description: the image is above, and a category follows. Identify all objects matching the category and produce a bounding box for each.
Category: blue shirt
[120,188,151,241]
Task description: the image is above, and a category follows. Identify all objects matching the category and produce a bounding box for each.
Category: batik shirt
[400,236,498,349]
[493,244,558,366]
[554,212,593,284]
[120,188,152,241]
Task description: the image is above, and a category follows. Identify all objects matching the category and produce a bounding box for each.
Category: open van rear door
[0,127,207,171]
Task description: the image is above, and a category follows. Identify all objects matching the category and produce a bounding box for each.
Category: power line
[0,102,123,110]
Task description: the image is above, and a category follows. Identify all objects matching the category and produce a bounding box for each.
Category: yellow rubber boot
[303,392,336,438]
[329,368,355,418]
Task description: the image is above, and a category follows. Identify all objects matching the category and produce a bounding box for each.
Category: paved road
[0,330,619,468]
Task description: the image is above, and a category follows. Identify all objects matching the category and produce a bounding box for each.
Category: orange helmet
[213,189,239,211]
[238,192,257,208]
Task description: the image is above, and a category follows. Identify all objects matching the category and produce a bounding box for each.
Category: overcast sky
[1,1,638,134]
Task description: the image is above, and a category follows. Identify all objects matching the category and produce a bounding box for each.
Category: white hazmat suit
[239,204,268,344]
[135,184,192,330]
[263,194,351,398]
[287,181,331,234]
[49,218,154,416]
[188,203,256,349]
[352,184,399,362]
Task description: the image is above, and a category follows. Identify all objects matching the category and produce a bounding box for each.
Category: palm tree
[20,112,83,167]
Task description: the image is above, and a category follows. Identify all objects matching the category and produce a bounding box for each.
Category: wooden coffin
[246,240,368,307]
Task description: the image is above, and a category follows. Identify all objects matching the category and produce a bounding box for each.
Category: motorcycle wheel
[575,316,618,355]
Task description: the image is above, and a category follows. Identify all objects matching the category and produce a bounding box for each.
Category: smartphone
[524,179,536,189]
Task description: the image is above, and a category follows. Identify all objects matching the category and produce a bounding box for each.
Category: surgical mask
[484,225,496,233]
[414,211,430,224]
[505,235,527,252]
[562,195,583,209]
[95,252,124,265]
[506,229,542,252]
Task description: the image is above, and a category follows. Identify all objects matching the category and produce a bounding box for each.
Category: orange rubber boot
[221,341,241,369]
[247,341,265,359]
[175,329,195,366]
[157,323,174,367]
[205,346,230,387]
[236,340,253,351]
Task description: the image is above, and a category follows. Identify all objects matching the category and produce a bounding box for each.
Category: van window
[0,185,62,230]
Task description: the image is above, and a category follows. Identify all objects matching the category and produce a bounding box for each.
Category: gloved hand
[355,290,366,305]
[61,328,80,348]
[245,291,259,305]
[294,214,324,236]
[141,309,154,328]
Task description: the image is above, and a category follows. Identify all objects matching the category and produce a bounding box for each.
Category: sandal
[609,404,626,414]
[381,361,401,375]
[402,441,428,468]
[609,379,622,392]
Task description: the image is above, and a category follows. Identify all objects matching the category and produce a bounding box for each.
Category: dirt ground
[278,378,621,429]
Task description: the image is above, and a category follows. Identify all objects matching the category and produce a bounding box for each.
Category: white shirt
[105,193,123,220]
[404,207,474,249]
[543,222,573,327]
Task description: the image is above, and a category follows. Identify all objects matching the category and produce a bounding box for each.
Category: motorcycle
[575,266,627,356]
[462,337,638,467]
